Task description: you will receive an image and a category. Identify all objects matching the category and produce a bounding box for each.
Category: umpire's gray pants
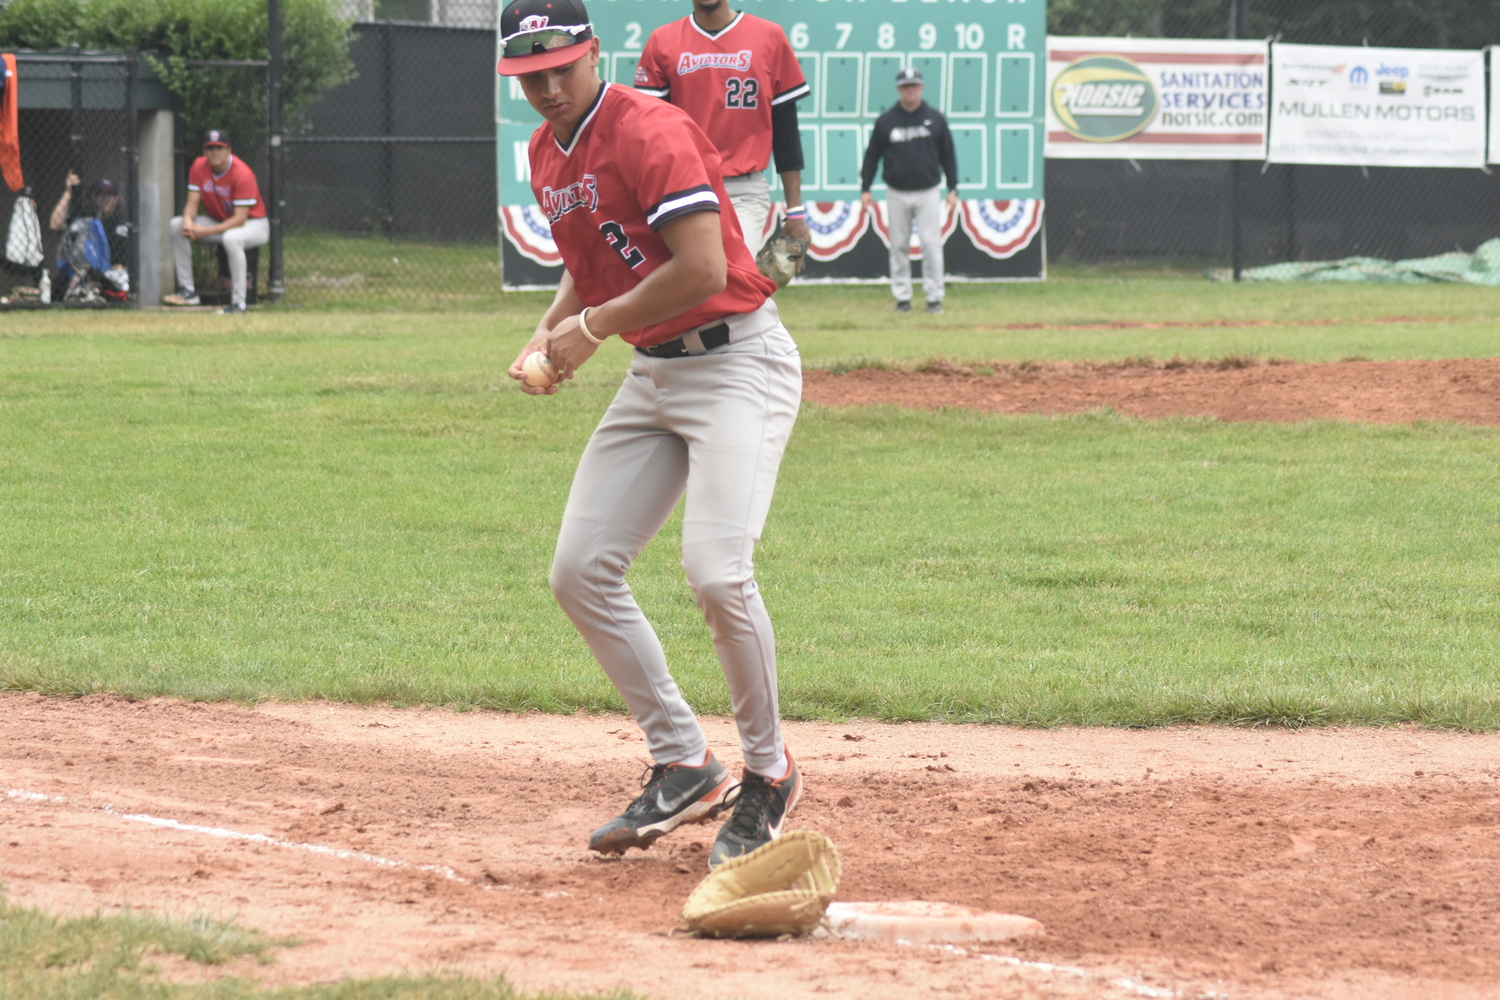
[549,299,801,773]
[886,185,945,304]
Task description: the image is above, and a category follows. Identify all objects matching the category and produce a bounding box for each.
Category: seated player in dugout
[633,0,811,259]
[498,0,805,870]
[49,173,129,300]
[163,129,269,314]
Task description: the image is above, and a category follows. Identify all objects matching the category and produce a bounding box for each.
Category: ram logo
[1050,55,1159,143]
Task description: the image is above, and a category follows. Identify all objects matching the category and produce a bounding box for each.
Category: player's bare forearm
[584,211,726,341]
[181,193,203,238]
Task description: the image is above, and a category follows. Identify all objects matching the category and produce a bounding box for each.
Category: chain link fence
[280,20,498,307]
[1,52,138,309]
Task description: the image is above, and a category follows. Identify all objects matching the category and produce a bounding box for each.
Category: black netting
[1046,162,1500,270]
[280,21,498,306]
[2,55,133,308]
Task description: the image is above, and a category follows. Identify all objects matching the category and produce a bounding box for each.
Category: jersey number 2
[600,221,646,269]
[724,77,759,109]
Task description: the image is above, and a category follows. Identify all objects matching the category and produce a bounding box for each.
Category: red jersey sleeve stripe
[232,198,258,205]
[771,82,811,105]
[637,84,669,97]
[645,184,720,229]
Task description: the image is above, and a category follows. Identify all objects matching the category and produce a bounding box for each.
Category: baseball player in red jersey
[498,0,803,870]
[634,0,812,256]
[164,129,268,314]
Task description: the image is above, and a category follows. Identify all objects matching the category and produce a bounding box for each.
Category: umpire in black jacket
[860,66,959,314]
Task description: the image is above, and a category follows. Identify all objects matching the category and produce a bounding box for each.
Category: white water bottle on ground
[38,269,50,304]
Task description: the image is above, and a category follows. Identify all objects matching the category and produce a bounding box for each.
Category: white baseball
[522,351,558,387]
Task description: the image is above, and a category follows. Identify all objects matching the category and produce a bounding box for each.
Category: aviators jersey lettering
[528,83,776,348]
[634,13,808,177]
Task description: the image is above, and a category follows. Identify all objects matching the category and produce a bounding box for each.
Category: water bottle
[38,269,50,304]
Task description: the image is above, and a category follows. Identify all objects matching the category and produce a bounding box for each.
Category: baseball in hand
[522,351,559,387]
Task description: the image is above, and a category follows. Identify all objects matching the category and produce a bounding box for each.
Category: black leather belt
[638,322,730,358]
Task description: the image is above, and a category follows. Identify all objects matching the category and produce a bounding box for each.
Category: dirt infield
[802,357,1500,425]
[3,694,1498,1000]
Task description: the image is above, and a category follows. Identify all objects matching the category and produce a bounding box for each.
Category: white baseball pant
[549,299,801,774]
[170,215,269,308]
[722,171,772,257]
[885,185,945,305]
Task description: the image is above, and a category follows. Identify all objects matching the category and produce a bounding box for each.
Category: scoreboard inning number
[498,0,1046,203]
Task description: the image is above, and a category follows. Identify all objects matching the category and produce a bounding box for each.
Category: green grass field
[0,891,639,1000]
[2,276,1499,729]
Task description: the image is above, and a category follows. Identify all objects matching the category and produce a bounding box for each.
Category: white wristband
[578,306,604,345]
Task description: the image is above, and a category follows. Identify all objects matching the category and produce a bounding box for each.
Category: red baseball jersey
[634,13,809,177]
[528,82,775,349]
[187,155,266,222]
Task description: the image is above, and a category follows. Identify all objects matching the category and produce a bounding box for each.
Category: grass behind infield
[0,890,644,1000]
[2,282,1499,729]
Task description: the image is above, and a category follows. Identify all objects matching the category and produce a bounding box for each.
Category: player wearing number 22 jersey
[633,14,808,179]
[634,10,810,256]
[528,81,775,347]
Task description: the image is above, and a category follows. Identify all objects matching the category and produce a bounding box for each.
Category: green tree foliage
[1049,0,1500,47]
[0,0,352,146]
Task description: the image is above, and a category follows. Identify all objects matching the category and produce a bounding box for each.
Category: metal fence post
[268,0,286,302]
[1228,0,1248,281]
[69,42,83,176]
[383,21,395,237]
[125,48,141,308]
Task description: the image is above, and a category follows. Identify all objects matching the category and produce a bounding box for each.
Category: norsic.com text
[1159,111,1264,128]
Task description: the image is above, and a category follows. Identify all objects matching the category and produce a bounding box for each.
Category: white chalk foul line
[3,785,579,898]
[9,785,1226,996]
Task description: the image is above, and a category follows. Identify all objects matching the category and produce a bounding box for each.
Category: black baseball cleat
[589,751,736,855]
[894,300,912,313]
[708,752,802,869]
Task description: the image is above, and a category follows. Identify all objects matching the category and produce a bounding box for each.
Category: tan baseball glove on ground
[756,235,810,289]
[680,830,841,938]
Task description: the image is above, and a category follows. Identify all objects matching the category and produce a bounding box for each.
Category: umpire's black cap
[895,66,924,86]
[497,0,594,76]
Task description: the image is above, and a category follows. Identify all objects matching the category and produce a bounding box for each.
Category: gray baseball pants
[549,299,801,774]
[886,185,945,304]
[170,215,269,308]
[722,171,771,257]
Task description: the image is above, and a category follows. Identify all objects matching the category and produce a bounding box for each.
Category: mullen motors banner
[1045,37,1268,160]
[498,0,1047,288]
[1270,44,1486,168]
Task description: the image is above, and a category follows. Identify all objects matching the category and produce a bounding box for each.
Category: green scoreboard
[496,0,1046,204]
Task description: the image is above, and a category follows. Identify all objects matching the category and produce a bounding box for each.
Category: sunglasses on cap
[500,24,592,59]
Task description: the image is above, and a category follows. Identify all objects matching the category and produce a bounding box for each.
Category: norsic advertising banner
[1044,37,1268,160]
[498,0,1047,288]
[1270,43,1485,168]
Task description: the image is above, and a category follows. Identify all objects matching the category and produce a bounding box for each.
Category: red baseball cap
[496,0,594,76]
